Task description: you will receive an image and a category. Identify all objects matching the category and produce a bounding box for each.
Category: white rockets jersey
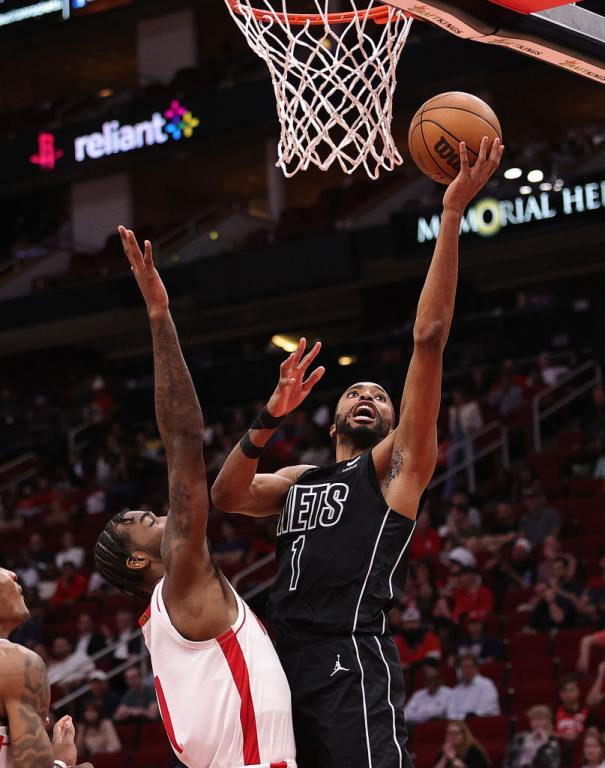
[140,578,296,768]
[0,726,11,768]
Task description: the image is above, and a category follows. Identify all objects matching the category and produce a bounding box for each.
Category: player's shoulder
[275,464,316,483]
[0,643,47,692]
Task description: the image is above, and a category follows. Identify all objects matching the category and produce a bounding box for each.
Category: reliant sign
[416,180,605,244]
[74,101,199,162]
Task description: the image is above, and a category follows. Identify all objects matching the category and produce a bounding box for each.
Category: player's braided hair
[94,512,148,600]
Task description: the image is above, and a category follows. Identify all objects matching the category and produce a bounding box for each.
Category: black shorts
[277,634,413,768]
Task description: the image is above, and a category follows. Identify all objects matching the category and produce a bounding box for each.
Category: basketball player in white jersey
[0,567,94,768]
[93,228,296,768]
[212,138,504,768]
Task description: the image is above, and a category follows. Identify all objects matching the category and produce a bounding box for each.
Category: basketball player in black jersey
[213,137,504,768]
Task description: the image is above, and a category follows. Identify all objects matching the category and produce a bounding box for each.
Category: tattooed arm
[373,139,504,520]
[119,227,233,641]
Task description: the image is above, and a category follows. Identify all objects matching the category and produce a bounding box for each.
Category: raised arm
[119,229,220,626]
[212,338,324,517]
[374,138,504,518]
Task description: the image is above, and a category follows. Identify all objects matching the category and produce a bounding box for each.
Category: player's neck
[335,438,368,463]
[0,623,15,640]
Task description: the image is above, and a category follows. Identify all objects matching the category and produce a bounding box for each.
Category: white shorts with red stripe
[0,725,12,768]
[140,578,297,768]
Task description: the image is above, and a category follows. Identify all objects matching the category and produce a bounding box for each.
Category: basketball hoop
[225,0,413,178]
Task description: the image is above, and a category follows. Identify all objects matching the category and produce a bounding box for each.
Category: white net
[225,0,413,178]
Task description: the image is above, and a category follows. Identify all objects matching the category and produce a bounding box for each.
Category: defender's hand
[119,226,169,317]
[52,715,77,767]
[443,137,504,215]
[267,338,325,418]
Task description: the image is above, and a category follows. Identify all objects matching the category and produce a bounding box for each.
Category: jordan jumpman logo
[330,654,351,677]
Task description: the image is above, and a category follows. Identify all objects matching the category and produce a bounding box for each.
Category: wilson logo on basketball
[434,136,461,172]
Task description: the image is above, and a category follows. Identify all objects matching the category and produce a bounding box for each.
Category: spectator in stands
[578,631,605,676]
[446,654,500,720]
[488,364,525,418]
[394,607,441,669]
[537,535,576,584]
[55,531,85,570]
[412,561,439,619]
[25,532,54,579]
[538,352,569,387]
[438,565,494,626]
[489,538,535,604]
[47,635,94,687]
[519,485,561,548]
[433,720,492,768]
[411,507,442,562]
[555,675,590,764]
[481,502,518,553]
[114,667,159,723]
[406,667,452,724]
[445,389,484,499]
[212,519,249,569]
[74,613,108,657]
[586,660,605,708]
[455,614,503,664]
[503,705,561,768]
[581,728,605,768]
[441,501,482,551]
[51,561,88,606]
[80,670,120,720]
[75,701,121,758]
[578,557,605,625]
[527,557,582,632]
[111,610,140,666]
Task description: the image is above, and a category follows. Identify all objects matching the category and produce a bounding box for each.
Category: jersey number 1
[289,535,305,591]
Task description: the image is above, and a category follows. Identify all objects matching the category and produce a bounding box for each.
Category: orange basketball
[408,92,503,185]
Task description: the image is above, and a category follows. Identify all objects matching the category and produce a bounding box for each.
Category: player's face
[0,568,30,628]
[118,511,166,564]
[332,382,394,448]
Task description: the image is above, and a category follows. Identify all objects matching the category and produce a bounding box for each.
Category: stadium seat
[411,719,447,749]
[508,631,550,660]
[511,679,557,717]
[508,657,554,688]
[115,723,139,751]
[503,588,534,613]
[90,753,125,768]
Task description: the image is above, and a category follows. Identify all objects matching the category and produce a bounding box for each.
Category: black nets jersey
[268,450,418,647]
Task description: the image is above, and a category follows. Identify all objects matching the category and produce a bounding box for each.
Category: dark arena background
[1,1,605,767]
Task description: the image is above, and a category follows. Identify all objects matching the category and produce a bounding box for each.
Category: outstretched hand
[119,225,169,317]
[267,338,325,418]
[443,136,505,215]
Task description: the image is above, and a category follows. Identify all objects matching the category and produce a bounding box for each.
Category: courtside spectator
[75,702,121,758]
[446,654,501,719]
[433,720,491,768]
[114,667,159,723]
[503,705,561,768]
[394,607,441,669]
[406,667,452,724]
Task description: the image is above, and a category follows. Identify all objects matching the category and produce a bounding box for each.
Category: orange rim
[226,0,394,25]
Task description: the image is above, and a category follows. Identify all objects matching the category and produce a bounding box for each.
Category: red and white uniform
[0,725,11,768]
[140,579,296,768]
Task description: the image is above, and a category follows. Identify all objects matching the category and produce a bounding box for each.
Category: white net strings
[225,0,412,178]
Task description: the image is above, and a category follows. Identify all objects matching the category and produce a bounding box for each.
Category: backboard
[383,0,605,84]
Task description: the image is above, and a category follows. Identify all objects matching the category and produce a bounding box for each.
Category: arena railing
[429,421,510,496]
[0,452,39,494]
[532,360,603,453]
[51,627,148,713]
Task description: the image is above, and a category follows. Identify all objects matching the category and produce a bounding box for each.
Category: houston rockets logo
[30,132,64,171]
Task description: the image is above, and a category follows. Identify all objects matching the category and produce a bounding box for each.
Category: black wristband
[239,432,266,460]
[251,406,283,431]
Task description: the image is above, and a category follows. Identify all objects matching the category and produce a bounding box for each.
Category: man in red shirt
[555,675,591,765]
[51,561,88,606]
[393,607,441,669]
[411,508,442,562]
[449,566,494,624]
